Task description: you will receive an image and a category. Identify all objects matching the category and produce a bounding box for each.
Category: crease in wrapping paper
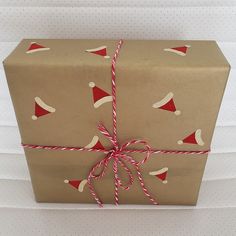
[3,39,230,204]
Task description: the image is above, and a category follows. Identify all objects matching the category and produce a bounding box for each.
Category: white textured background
[0,1,236,235]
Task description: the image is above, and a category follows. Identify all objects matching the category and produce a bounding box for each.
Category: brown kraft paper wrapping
[3,39,230,205]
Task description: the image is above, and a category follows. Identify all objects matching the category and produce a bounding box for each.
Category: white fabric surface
[0,1,236,235]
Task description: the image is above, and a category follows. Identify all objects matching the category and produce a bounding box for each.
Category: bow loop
[87,122,158,207]
[115,159,134,190]
[88,154,111,180]
[120,139,152,165]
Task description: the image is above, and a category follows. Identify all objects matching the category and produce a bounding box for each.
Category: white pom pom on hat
[89,82,95,88]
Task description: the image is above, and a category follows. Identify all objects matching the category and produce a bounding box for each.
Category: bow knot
[87,123,158,207]
[109,147,121,157]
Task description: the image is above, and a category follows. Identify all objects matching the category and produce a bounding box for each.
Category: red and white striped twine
[22,143,209,156]
[22,39,210,207]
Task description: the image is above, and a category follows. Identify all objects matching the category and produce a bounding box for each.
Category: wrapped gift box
[3,39,230,205]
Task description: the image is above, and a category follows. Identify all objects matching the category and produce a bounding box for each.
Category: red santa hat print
[164,45,191,56]
[149,167,168,184]
[26,42,50,54]
[85,45,110,58]
[85,136,105,150]
[152,92,181,115]
[64,179,87,192]
[32,97,56,120]
[89,82,112,108]
[178,129,205,146]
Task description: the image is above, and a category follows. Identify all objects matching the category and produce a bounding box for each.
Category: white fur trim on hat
[34,97,56,113]
[85,136,99,148]
[94,96,112,108]
[164,48,186,56]
[149,167,168,176]
[195,129,204,146]
[152,92,174,109]
[78,179,88,192]
[85,46,107,52]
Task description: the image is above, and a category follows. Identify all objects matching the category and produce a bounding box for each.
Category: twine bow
[87,123,158,207]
